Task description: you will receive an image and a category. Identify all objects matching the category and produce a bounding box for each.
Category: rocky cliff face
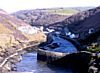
[49,7,99,34]
[65,6,100,33]
[65,6,100,44]
[46,6,100,45]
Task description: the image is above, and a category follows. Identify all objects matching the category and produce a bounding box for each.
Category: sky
[0,0,100,13]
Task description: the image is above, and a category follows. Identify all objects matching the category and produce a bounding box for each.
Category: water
[16,35,77,73]
[46,35,78,53]
[16,52,73,73]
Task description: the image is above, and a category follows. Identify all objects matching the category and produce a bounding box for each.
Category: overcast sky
[0,0,100,13]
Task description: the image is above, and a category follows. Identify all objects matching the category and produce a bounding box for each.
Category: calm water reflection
[16,52,73,73]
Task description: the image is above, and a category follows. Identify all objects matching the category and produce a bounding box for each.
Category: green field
[47,8,79,15]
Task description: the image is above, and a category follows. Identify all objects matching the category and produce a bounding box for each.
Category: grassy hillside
[13,7,93,27]
[0,9,46,49]
[12,7,82,26]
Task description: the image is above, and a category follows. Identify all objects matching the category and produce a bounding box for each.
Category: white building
[18,26,39,34]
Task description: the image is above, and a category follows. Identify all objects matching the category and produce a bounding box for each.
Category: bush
[88,47,100,52]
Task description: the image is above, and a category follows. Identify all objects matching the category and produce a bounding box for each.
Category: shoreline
[0,41,40,73]
[0,39,99,73]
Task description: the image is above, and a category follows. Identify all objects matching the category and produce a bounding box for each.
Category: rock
[11,64,17,71]
[10,55,22,64]
[5,47,16,55]
[0,56,4,63]
[3,62,11,71]
[88,66,98,73]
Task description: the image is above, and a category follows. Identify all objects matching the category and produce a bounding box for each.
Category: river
[16,52,73,73]
[16,34,78,73]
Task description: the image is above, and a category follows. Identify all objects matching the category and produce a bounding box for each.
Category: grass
[0,23,12,34]
[47,8,79,15]
[23,32,46,42]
